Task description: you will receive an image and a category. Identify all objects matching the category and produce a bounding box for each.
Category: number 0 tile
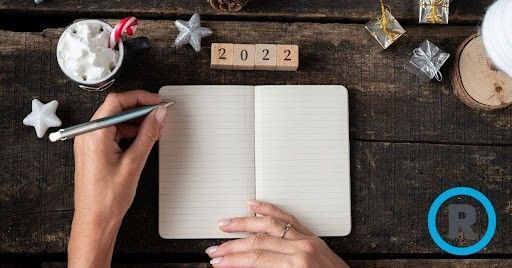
[233,44,255,70]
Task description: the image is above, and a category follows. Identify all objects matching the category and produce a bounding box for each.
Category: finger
[115,123,140,142]
[92,90,162,120]
[248,200,314,236]
[122,106,167,169]
[210,250,290,268]
[206,234,298,258]
[217,216,303,239]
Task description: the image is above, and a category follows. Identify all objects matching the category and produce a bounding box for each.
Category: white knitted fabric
[482,0,512,78]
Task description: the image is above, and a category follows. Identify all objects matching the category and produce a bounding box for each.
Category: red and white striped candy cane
[109,17,139,48]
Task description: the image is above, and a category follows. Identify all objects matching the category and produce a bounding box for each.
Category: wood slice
[452,34,512,110]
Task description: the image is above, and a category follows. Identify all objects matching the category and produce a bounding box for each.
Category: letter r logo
[447,204,477,240]
[428,187,496,256]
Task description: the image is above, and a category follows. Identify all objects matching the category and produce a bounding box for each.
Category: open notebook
[159,85,351,239]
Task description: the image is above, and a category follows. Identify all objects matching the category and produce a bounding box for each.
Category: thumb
[124,106,167,166]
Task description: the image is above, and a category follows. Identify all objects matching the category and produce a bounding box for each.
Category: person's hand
[68,90,167,268]
[206,200,349,268]
[72,90,166,225]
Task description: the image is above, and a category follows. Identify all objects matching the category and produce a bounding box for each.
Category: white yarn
[482,0,512,78]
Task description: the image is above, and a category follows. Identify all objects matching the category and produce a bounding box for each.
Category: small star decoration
[174,13,213,52]
[23,99,62,138]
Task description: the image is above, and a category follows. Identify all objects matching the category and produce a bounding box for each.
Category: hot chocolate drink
[57,20,120,83]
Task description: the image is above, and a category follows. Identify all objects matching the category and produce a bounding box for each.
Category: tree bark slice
[452,34,512,110]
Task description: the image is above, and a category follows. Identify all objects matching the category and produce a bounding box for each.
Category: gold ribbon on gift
[420,0,449,23]
[378,0,402,42]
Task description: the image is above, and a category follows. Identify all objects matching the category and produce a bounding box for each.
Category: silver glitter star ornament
[23,99,62,138]
[174,13,213,52]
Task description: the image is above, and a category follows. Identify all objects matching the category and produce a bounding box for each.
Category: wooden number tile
[276,45,299,71]
[211,43,234,70]
[233,44,255,70]
[254,44,277,71]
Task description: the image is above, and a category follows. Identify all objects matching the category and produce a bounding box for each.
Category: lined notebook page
[159,86,256,239]
[255,85,351,236]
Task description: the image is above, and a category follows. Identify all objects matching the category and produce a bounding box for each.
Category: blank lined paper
[159,86,255,239]
[255,85,351,236]
[159,85,351,239]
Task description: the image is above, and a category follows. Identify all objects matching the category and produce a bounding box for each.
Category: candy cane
[109,17,139,48]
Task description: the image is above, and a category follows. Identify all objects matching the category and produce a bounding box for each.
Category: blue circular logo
[427,187,496,256]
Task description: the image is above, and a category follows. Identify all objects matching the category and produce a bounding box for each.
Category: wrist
[72,209,123,232]
[68,212,122,267]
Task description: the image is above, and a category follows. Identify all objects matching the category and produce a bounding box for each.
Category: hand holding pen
[50,93,174,142]
[69,90,171,267]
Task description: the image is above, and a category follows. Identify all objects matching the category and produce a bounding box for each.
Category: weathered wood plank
[1,20,510,146]
[0,0,492,24]
[39,260,512,268]
[43,263,211,268]
[1,142,511,254]
[0,265,41,268]
[348,259,512,268]
[0,21,511,255]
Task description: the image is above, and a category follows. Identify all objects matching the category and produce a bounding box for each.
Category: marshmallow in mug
[57,21,119,82]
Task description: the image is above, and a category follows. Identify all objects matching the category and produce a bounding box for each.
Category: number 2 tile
[254,44,277,71]
[211,43,234,70]
[233,44,255,70]
[276,44,299,71]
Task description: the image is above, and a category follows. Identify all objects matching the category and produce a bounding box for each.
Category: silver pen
[49,102,175,142]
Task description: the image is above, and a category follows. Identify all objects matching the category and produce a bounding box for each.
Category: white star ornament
[23,99,62,138]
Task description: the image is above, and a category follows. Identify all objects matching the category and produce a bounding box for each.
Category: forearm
[68,213,121,268]
[68,91,163,268]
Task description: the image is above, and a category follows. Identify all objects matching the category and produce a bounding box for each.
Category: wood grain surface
[6,140,511,255]
[3,20,510,145]
[0,20,511,260]
[39,260,512,268]
[0,0,493,23]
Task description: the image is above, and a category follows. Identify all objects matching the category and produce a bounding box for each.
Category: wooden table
[0,1,511,267]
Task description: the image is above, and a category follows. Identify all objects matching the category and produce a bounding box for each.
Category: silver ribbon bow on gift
[407,40,450,81]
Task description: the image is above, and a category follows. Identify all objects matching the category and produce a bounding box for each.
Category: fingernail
[248,199,262,207]
[210,257,222,264]
[156,107,167,123]
[205,246,218,255]
[217,218,231,227]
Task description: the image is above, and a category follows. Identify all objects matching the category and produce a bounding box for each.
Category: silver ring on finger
[280,223,292,239]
